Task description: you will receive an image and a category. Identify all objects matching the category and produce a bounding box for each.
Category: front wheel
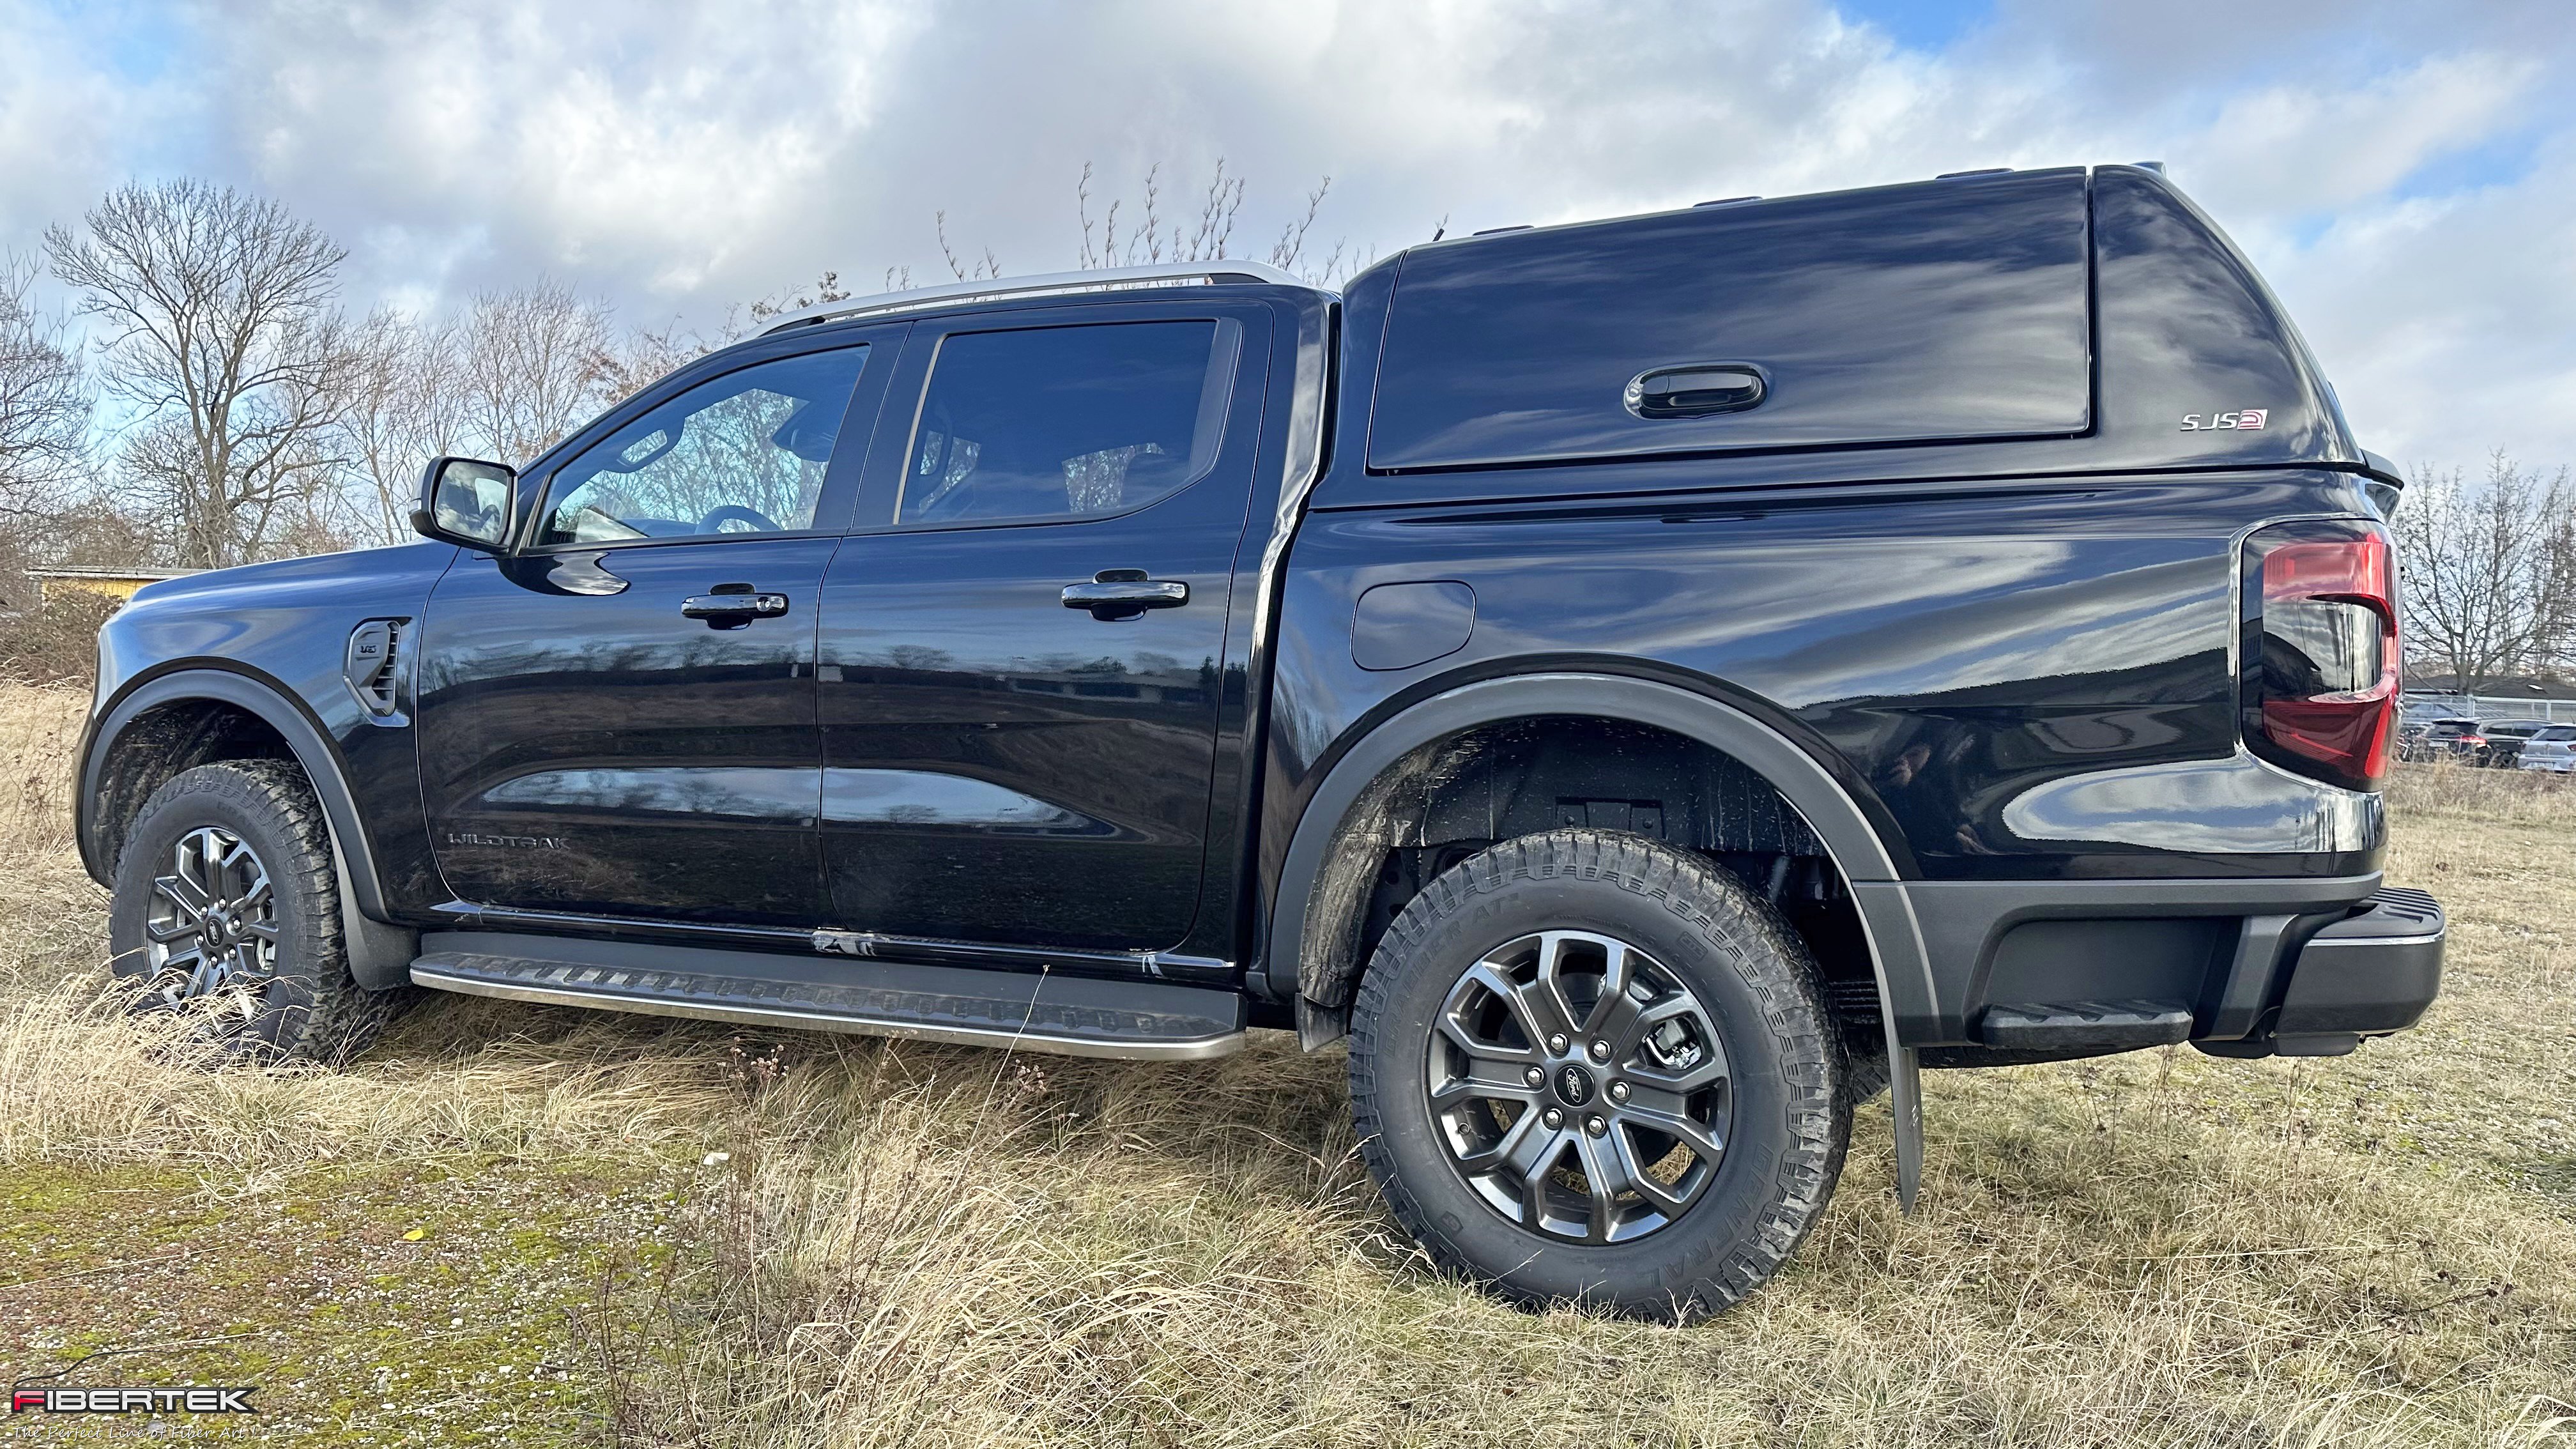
[108,760,408,1065]
[1347,829,1849,1320]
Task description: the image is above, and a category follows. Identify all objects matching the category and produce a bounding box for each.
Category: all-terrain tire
[1347,829,1849,1321]
[109,760,408,1066]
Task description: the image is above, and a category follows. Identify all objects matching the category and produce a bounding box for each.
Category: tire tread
[1347,829,1848,1319]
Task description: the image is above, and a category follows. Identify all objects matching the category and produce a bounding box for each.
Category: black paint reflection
[815,304,1273,953]
[818,519,1234,950]
[1370,169,2092,470]
[1269,473,2382,884]
[415,535,838,924]
[822,768,1112,835]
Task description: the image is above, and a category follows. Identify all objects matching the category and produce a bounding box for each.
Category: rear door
[814,302,1273,953]
[416,327,900,926]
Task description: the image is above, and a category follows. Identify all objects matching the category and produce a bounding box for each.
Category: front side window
[897,321,1232,526]
[539,346,868,546]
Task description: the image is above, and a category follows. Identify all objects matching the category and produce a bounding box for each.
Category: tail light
[2241,520,2398,792]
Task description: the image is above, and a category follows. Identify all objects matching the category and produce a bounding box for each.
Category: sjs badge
[2181,409,2267,431]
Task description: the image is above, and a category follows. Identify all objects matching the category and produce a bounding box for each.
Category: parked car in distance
[2517,724,2576,774]
[2477,719,2562,769]
[2400,717,2489,764]
[74,162,2443,1322]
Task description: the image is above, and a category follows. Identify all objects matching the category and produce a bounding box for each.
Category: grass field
[1,679,2570,1446]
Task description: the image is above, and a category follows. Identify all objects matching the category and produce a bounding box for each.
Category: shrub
[0,587,117,687]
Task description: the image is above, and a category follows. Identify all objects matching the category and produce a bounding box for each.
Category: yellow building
[26,567,204,604]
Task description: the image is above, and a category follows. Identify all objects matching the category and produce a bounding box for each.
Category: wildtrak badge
[2181,409,2267,431]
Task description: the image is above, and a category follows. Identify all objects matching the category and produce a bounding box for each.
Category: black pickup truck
[75,164,2444,1319]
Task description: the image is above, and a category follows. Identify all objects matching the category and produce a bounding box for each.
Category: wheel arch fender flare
[79,666,417,989]
[1261,669,1936,1209]
[1264,670,1922,996]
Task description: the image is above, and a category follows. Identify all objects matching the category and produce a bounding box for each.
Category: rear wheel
[1347,829,1848,1320]
[108,760,406,1065]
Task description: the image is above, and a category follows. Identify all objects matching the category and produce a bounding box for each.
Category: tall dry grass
[0,684,2570,1446]
[2385,756,2576,827]
[0,680,103,992]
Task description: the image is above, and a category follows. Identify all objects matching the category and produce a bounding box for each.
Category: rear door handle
[1061,569,1188,620]
[681,588,790,628]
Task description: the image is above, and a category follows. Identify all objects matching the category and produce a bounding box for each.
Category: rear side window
[896,321,1235,526]
[1367,169,2091,471]
[2540,727,2576,741]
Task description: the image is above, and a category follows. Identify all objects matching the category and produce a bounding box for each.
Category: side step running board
[408,931,1246,1061]
[1976,999,2193,1052]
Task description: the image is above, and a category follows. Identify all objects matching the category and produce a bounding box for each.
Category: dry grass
[0,683,2570,1446]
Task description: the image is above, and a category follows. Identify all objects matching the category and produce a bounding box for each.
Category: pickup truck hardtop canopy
[1320,164,2370,507]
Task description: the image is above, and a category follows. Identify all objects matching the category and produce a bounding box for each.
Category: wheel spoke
[1572,1131,1623,1242]
[1627,1042,1729,1095]
[1606,1124,1694,1215]
[1430,1057,1544,1110]
[1595,939,1635,1013]
[1616,994,1695,1053]
[157,871,213,916]
[1455,1101,1543,1172]
[217,837,260,888]
[174,831,222,896]
[1618,1103,1726,1163]
[1510,1126,1567,1226]
[1437,963,1545,1062]
[149,946,203,992]
[1530,932,1594,1036]
[144,914,199,944]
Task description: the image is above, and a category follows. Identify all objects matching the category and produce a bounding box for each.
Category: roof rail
[760,260,1315,335]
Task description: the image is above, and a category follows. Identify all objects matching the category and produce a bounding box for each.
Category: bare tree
[1267,176,1350,281]
[588,318,706,407]
[2396,451,2576,691]
[0,252,91,527]
[45,179,353,569]
[1077,159,1351,282]
[332,307,461,546]
[454,279,615,465]
[935,214,1002,282]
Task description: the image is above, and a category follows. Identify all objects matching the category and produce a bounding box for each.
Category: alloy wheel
[1425,930,1733,1244]
[139,824,280,1015]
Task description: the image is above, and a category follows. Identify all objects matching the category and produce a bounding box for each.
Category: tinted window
[896,321,1230,526]
[1367,169,2090,471]
[540,346,868,546]
[2539,727,2576,742]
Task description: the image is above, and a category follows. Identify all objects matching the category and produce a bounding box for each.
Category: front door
[417,335,891,926]
[815,307,1271,951]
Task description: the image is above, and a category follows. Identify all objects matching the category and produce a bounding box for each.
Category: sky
[1,0,2571,473]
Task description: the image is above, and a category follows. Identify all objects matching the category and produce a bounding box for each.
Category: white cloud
[2173,52,2541,221]
[4,0,2572,468]
[0,2,141,269]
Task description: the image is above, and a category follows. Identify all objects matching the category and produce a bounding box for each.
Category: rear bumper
[2255,885,2444,1052]
[1864,873,2442,1058]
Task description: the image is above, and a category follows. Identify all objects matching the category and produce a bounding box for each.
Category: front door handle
[681,587,790,628]
[1061,569,1188,621]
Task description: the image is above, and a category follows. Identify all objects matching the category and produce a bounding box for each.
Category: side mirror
[412,457,519,551]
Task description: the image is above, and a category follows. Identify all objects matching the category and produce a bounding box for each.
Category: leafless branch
[45,179,351,567]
